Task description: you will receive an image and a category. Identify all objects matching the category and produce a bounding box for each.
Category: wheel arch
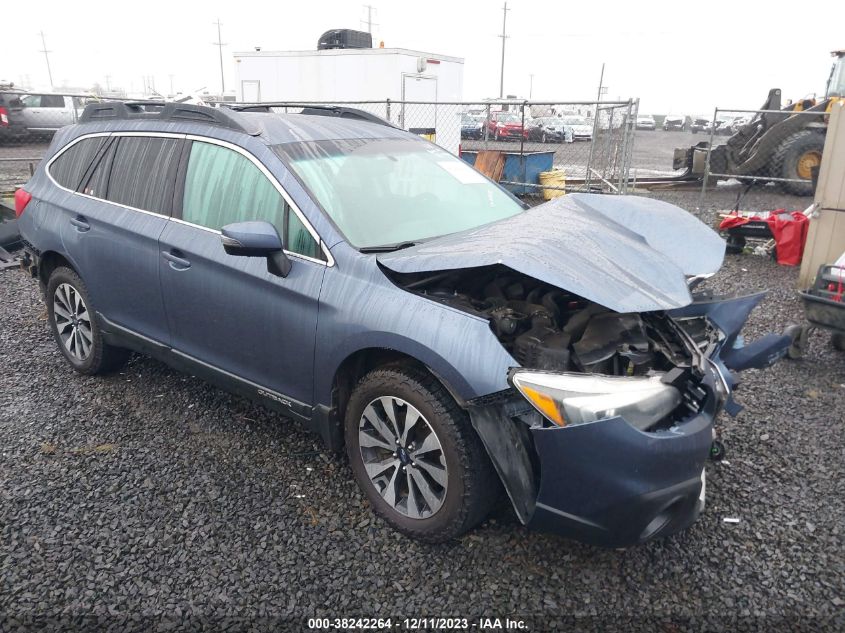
[37,250,78,288]
[320,345,471,451]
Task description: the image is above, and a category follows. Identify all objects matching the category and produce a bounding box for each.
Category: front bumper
[526,409,711,547]
[468,373,719,548]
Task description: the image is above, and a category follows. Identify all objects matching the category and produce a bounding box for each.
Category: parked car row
[460,111,593,143]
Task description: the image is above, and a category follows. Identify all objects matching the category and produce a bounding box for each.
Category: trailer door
[241,80,261,102]
[401,75,437,139]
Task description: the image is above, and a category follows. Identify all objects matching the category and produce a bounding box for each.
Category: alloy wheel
[53,283,93,361]
[358,396,448,519]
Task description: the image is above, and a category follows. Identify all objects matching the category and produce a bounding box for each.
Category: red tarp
[719,210,809,266]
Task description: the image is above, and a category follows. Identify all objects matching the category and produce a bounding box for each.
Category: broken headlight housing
[510,371,682,430]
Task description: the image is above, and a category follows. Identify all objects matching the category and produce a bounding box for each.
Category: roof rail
[78,101,260,135]
[227,103,394,128]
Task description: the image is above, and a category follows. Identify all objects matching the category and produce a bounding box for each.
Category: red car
[484,110,528,140]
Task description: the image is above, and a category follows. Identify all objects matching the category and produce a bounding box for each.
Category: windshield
[274,138,525,249]
[828,56,845,98]
[494,112,519,122]
[537,117,559,125]
[561,116,587,126]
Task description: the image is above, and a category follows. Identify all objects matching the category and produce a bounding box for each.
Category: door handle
[162,250,191,270]
[70,216,90,232]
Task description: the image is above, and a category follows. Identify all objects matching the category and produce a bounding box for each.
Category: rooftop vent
[317,29,373,51]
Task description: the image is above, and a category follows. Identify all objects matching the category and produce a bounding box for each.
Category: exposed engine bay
[391,264,706,373]
[387,264,718,424]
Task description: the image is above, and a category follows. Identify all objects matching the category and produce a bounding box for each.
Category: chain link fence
[0,95,637,202]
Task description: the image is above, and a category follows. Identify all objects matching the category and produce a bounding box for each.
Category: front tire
[46,267,129,374]
[344,366,499,542]
[771,129,825,196]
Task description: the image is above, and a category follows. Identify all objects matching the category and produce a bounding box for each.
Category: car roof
[246,111,411,144]
[64,102,414,147]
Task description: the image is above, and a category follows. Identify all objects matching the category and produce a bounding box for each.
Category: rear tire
[344,365,499,542]
[832,333,845,352]
[46,267,129,375]
[770,129,825,196]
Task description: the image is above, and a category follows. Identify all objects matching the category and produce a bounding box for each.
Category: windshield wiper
[359,241,418,253]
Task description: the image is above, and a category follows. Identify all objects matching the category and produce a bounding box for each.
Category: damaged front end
[378,194,789,546]
[384,264,789,547]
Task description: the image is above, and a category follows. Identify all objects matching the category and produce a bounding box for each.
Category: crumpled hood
[378,193,725,313]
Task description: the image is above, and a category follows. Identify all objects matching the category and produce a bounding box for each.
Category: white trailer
[233,47,464,154]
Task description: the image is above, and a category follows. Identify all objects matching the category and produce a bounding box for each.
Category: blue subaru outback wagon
[15,101,789,546]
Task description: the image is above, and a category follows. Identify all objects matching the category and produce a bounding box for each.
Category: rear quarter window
[49,137,108,192]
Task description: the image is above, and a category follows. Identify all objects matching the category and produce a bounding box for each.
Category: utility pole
[213,19,226,95]
[39,31,54,90]
[529,73,534,100]
[169,74,175,95]
[498,2,510,99]
[361,5,379,35]
[105,75,111,92]
[595,62,605,104]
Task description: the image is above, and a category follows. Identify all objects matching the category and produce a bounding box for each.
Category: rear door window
[181,140,322,260]
[49,137,109,192]
[41,95,65,108]
[106,136,182,214]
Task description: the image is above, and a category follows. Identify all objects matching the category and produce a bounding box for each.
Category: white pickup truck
[19,94,98,135]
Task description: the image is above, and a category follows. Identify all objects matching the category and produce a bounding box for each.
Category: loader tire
[770,130,825,196]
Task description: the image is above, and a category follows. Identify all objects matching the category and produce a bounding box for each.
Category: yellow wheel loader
[673,50,845,196]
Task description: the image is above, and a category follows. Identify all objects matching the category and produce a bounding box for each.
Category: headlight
[510,371,682,430]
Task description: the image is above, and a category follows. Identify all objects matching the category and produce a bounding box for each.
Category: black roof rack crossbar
[227,102,394,128]
[78,101,259,135]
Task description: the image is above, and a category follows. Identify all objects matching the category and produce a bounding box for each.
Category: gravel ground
[1,203,844,631]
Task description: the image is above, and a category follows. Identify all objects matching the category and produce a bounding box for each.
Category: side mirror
[221,221,291,277]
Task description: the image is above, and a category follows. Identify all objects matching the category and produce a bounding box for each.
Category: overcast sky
[3,0,843,114]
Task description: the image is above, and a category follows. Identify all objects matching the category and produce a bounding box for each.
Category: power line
[213,19,226,95]
[39,31,54,90]
[498,2,510,99]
